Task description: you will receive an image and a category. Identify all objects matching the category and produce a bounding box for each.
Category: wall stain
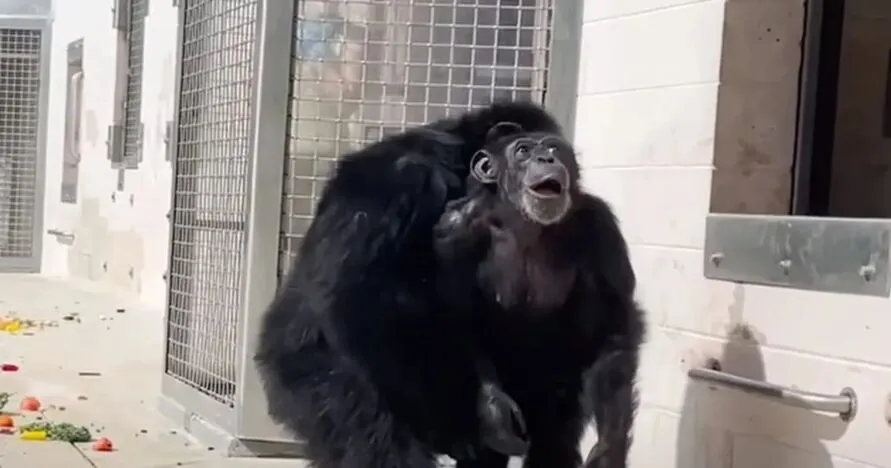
[84,109,99,148]
[64,198,146,296]
[724,283,767,345]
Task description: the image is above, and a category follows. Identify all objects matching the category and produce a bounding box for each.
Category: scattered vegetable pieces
[0,314,60,333]
[50,423,92,443]
[1,363,19,372]
[18,422,92,443]
[18,421,51,433]
[19,396,41,412]
[0,319,21,333]
[20,430,47,441]
[0,415,14,428]
[0,392,11,411]
[92,436,114,452]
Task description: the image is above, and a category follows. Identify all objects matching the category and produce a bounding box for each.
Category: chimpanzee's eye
[515,144,530,159]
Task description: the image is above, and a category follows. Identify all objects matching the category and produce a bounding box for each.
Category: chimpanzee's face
[471,129,578,225]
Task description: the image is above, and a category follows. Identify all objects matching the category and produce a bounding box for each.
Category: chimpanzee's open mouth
[527,178,564,198]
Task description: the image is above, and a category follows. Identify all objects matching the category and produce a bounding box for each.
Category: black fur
[434,128,646,468]
[254,102,560,467]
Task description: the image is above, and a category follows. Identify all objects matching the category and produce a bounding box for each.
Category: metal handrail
[688,367,857,421]
[46,229,75,240]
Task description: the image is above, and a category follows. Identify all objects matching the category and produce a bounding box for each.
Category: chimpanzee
[433,121,646,468]
[254,102,561,468]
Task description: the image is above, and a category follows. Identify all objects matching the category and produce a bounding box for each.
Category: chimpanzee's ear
[470,149,497,184]
[485,121,525,143]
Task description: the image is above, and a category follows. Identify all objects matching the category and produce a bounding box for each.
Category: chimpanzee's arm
[434,194,530,458]
[574,196,645,468]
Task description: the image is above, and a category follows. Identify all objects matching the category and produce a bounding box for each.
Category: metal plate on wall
[704,214,891,297]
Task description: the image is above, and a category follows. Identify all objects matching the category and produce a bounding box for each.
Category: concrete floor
[0,274,304,468]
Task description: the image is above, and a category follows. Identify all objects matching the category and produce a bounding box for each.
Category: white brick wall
[41,0,178,307]
[575,1,891,467]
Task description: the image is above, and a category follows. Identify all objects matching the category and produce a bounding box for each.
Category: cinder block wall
[575,0,891,466]
[41,0,178,307]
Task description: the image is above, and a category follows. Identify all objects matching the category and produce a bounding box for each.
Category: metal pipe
[688,367,857,421]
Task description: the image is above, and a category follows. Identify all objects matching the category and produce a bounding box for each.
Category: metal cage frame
[159,0,583,456]
[0,15,52,273]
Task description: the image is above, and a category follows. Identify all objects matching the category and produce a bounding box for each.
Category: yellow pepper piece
[2,320,21,333]
[20,430,48,441]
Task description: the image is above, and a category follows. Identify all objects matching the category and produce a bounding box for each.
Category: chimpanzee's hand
[434,196,491,260]
[478,381,529,457]
[438,196,486,231]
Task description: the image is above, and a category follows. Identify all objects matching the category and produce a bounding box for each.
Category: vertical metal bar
[61,40,85,204]
[544,0,583,140]
[30,21,53,273]
[161,0,186,396]
[235,0,295,441]
[791,0,824,215]
[530,2,550,104]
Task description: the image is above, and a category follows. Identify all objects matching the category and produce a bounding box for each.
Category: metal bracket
[704,214,891,297]
[125,122,144,169]
[113,0,149,29]
[46,229,76,241]
[164,120,174,161]
[111,0,130,31]
[67,39,84,64]
[107,124,124,165]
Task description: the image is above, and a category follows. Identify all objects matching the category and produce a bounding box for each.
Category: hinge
[106,124,124,165]
[111,0,130,31]
[164,120,175,162]
[131,122,144,168]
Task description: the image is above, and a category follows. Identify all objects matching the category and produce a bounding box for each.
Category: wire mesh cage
[0,27,45,272]
[165,0,258,407]
[278,0,553,276]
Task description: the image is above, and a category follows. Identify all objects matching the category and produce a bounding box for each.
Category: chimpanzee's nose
[535,153,556,164]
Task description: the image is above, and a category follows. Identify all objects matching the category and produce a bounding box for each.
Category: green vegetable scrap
[18,421,52,433]
[19,421,92,443]
[0,392,10,411]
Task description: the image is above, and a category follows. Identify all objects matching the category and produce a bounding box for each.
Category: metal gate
[161,0,258,446]
[0,17,51,273]
[161,0,581,453]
